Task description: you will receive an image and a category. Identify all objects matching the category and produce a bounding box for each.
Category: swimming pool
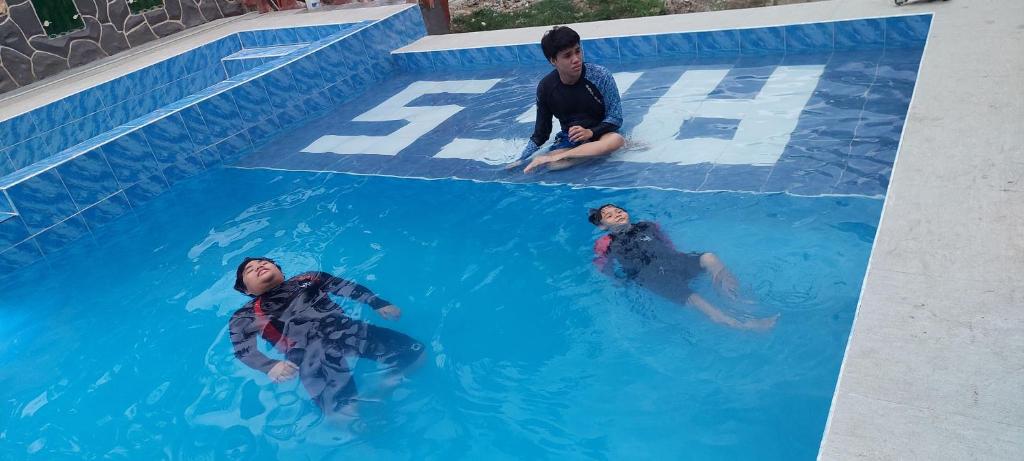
[0,167,880,458]
[0,6,928,460]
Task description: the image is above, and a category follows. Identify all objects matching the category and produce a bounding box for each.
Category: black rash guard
[520,62,623,159]
[229,272,422,412]
[594,222,705,301]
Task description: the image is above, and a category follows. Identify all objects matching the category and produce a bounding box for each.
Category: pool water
[0,167,880,459]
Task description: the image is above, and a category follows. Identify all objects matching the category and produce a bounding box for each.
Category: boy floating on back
[590,204,778,330]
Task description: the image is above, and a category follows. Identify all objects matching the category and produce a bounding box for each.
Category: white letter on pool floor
[301,79,502,156]
[618,65,825,166]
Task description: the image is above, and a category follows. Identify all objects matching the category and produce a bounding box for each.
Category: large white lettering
[618,65,824,166]
[302,79,502,156]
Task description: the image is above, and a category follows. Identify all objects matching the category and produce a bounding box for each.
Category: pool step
[221,44,311,78]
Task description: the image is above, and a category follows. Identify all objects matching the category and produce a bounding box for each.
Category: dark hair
[588,204,620,226]
[541,26,581,61]
[234,257,282,295]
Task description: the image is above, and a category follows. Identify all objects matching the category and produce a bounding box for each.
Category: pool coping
[407,0,1024,458]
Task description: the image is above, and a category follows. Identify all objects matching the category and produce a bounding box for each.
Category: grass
[451,0,667,33]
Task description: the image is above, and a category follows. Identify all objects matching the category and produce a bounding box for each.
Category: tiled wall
[394,14,932,72]
[0,5,427,274]
[0,23,363,179]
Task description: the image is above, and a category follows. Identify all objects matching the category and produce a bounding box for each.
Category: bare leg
[524,133,625,173]
[686,293,777,331]
[700,252,744,302]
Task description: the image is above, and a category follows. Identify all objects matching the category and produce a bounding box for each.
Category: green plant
[451,0,667,33]
[30,0,84,38]
[128,0,165,14]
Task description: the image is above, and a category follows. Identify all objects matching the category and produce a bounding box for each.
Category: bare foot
[741,313,779,331]
[503,159,523,170]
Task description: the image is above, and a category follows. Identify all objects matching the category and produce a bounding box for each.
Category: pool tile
[247,116,283,147]
[699,164,771,192]
[315,43,351,84]
[197,146,222,168]
[223,59,252,78]
[0,239,44,274]
[432,50,462,69]
[398,52,434,72]
[697,30,740,56]
[64,88,107,121]
[275,28,301,45]
[678,117,740,140]
[619,35,659,60]
[62,112,111,151]
[0,214,30,249]
[289,56,327,94]
[161,152,206,185]
[0,113,39,150]
[55,148,120,208]
[34,214,91,256]
[740,27,785,55]
[885,15,931,48]
[657,32,697,57]
[143,113,197,164]
[361,23,398,57]
[583,38,619,62]
[80,191,132,230]
[94,77,134,108]
[29,100,73,134]
[835,18,885,50]
[124,172,171,207]
[5,170,78,233]
[180,106,215,149]
[261,67,301,111]
[239,31,262,48]
[514,44,549,65]
[0,149,13,177]
[100,130,160,185]
[197,92,244,145]
[785,23,835,53]
[315,24,343,39]
[325,80,356,105]
[120,70,148,97]
[6,136,51,171]
[229,80,276,127]
[295,26,319,43]
[460,47,492,68]
[213,131,254,164]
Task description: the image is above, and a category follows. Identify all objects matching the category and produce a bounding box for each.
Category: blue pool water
[0,167,880,459]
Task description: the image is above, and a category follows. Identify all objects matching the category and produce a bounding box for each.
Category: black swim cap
[234,257,281,295]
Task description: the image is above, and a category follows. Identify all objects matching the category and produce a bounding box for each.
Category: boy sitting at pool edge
[590,204,778,331]
[512,26,626,173]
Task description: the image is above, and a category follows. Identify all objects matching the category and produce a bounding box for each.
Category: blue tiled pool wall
[0,6,427,275]
[394,14,931,72]
[0,23,369,180]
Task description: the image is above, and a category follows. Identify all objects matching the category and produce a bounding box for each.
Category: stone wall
[0,0,244,95]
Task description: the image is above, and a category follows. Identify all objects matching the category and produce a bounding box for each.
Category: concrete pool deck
[2,0,1020,458]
